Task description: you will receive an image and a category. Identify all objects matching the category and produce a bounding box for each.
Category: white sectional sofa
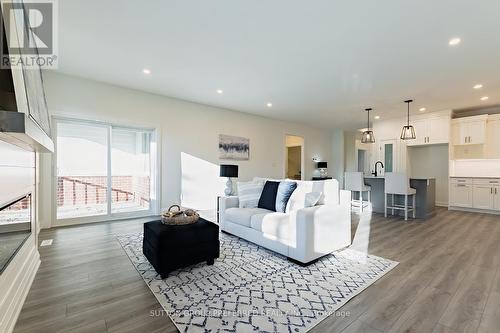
[219,178,351,264]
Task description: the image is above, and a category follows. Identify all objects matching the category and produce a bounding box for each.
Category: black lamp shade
[220,164,238,177]
[317,162,328,169]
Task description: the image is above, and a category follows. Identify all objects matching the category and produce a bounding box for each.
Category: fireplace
[0,193,32,273]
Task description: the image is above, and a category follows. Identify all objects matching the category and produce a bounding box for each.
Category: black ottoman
[143,218,219,278]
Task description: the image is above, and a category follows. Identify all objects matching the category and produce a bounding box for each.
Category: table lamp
[220,164,238,196]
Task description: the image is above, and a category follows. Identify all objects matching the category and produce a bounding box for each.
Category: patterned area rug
[117,232,397,333]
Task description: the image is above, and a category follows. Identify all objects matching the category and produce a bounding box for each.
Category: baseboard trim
[449,206,500,215]
[435,201,449,207]
[52,215,159,228]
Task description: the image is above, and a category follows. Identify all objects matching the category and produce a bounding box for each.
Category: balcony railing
[57,176,150,218]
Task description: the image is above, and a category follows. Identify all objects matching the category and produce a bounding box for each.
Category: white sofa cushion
[225,207,272,227]
[237,180,264,208]
[286,183,310,212]
[250,212,290,240]
[286,180,336,212]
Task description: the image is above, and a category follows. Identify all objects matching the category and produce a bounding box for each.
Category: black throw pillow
[258,181,280,211]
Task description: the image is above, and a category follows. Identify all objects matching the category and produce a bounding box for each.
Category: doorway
[285,135,304,180]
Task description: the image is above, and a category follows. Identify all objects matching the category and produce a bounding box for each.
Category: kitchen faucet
[372,161,384,177]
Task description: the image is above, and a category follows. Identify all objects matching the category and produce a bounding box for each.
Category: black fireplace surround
[0,194,32,274]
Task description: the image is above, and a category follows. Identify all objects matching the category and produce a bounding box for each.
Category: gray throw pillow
[305,192,323,207]
[275,181,298,213]
[237,180,264,208]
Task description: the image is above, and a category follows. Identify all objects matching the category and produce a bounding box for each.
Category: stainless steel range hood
[0,110,54,153]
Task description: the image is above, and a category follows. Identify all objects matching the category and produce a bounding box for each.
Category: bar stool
[344,172,371,213]
[384,172,416,221]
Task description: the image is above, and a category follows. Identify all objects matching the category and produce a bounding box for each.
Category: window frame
[52,117,160,226]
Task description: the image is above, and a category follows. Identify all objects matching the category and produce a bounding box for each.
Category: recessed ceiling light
[419,107,426,112]
[374,116,380,120]
[217,89,223,94]
[473,84,483,89]
[267,103,273,107]
[142,68,151,75]
[480,96,489,101]
[448,37,461,46]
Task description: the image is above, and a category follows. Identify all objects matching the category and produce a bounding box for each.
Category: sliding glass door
[56,121,109,219]
[111,128,152,214]
[55,119,157,223]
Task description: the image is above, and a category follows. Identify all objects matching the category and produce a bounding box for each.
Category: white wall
[331,129,345,186]
[39,72,334,227]
[344,131,357,173]
[450,159,500,177]
[408,145,449,206]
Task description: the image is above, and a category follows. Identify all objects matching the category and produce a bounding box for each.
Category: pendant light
[400,99,416,140]
[361,108,375,143]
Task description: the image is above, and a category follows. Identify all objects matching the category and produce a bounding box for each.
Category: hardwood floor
[13,208,500,333]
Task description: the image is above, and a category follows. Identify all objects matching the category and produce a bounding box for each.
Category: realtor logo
[0,0,58,69]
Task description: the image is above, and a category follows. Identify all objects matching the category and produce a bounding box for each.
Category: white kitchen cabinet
[493,187,500,211]
[449,178,500,213]
[406,119,427,146]
[451,122,463,145]
[472,185,494,210]
[474,179,500,211]
[429,116,450,144]
[451,115,487,145]
[468,121,486,144]
[486,116,500,158]
[407,115,450,146]
[449,183,472,208]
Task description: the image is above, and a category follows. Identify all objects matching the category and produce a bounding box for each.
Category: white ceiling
[55,0,500,130]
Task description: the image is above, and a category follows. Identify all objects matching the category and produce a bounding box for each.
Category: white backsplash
[450,159,500,177]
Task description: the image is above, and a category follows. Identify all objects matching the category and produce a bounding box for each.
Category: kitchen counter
[359,177,436,219]
[450,176,500,178]
[364,175,434,181]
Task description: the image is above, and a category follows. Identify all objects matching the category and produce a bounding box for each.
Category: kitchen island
[362,176,436,219]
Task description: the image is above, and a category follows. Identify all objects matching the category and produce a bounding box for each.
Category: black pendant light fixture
[361,108,375,143]
[400,99,416,140]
